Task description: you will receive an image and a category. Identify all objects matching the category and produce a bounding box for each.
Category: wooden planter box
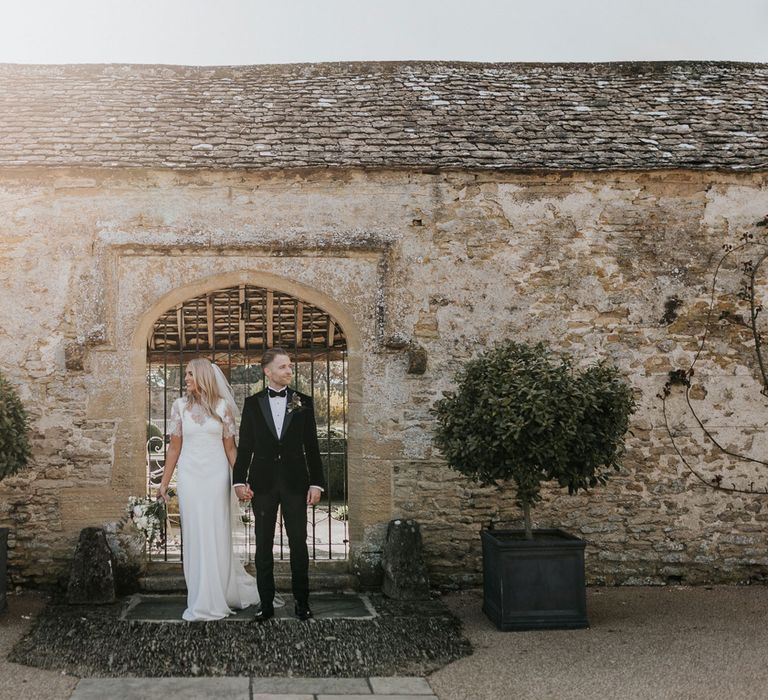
[481,528,588,631]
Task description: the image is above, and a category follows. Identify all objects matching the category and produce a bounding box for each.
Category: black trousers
[251,483,309,608]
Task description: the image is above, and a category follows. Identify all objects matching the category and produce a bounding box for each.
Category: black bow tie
[268,388,287,398]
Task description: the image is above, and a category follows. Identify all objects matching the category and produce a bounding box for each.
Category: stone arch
[121,269,364,554]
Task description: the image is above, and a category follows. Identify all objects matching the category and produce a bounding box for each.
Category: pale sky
[0,0,766,65]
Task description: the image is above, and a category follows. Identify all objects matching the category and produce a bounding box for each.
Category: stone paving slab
[370,677,434,695]
[70,677,250,699]
[123,593,376,622]
[251,678,371,693]
[70,677,435,699]
[317,696,436,700]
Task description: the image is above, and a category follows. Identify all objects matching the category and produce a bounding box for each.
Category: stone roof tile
[0,61,766,171]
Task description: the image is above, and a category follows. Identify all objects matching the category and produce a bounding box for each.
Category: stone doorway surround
[60,230,398,579]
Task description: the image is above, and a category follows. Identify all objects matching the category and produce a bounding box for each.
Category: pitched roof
[0,61,766,171]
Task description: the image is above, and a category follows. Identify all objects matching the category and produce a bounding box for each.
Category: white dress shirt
[268,389,287,436]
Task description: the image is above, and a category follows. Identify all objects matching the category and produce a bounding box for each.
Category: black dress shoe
[294,602,313,621]
[253,605,274,622]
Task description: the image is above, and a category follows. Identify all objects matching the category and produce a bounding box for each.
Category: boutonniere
[287,393,304,414]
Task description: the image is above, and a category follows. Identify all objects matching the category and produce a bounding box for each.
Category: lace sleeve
[221,401,237,439]
[168,398,184,437]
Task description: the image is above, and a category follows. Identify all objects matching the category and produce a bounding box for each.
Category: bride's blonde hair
[185,358,223,423]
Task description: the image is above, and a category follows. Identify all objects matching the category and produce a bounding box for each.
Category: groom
[233,347,326,621]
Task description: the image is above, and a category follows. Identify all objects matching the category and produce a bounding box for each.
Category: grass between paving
[9,594,472,678]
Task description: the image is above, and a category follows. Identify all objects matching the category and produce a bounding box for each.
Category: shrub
[0,371,31,481]
[431,340,636,538]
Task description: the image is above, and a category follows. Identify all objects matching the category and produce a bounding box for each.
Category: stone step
[138,560,359,593]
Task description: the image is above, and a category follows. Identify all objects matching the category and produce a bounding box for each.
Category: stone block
[59,487,129,532]
[64,342,85,371]
[104,520,147,595]
[351,522,387,590]
[407,343,428,374]
[66,527,115,604]
[381,518,430,600]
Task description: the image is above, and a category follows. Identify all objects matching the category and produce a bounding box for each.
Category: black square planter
[481,528,588,631]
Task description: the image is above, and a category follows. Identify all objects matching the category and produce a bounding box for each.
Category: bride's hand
[158,486,168,503]
[234,484,252,502]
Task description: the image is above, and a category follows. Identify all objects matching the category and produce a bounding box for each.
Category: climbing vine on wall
[659,215,768,495]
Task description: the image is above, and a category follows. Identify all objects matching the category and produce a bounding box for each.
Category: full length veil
[210,362,240,425]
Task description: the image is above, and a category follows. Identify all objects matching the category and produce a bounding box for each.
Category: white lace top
[168,396,237,439]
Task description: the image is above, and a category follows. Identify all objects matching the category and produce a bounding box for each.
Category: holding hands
[234,485,318,504]
[234,484,254,502]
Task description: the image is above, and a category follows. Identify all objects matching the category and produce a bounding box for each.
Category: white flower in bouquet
[126,495,168,550]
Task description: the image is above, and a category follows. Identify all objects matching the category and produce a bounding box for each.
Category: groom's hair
[261,347,290,368]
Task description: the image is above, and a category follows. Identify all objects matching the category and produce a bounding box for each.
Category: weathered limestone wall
[1,166,768,588]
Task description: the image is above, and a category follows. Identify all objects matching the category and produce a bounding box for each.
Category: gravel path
[429,586,768,700]
[0,591,79,700]
[9,594,471,679]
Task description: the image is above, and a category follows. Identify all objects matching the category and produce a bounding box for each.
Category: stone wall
[1,166,768,588]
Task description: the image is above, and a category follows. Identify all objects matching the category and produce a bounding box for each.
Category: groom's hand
[306,486,322,506]
[235,485,253,502]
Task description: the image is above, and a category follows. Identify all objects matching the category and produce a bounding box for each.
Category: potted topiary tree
[0,371,31,613]
[432,340,635,630]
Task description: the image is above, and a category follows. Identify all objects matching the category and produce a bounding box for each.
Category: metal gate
[146,284,348,561]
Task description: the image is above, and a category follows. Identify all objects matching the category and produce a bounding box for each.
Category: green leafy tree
[0,371,31,481]
[432,341,636,539]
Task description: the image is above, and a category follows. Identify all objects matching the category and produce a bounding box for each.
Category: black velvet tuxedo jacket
[233,388,326,494]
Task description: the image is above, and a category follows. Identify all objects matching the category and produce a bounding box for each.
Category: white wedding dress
[169,396,261,621]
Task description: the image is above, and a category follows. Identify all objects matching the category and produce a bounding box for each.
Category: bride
[158,358,261,621]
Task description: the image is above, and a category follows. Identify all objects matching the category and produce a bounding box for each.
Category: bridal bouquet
[126,495,167,550]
